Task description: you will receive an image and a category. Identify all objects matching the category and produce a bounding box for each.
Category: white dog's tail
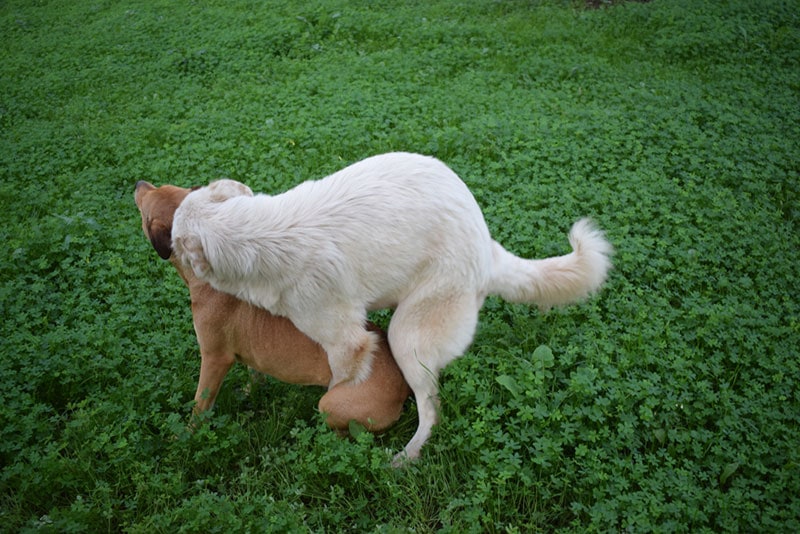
[487,218,613,310]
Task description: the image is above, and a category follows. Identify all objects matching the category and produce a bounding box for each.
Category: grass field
[2,0,799,531]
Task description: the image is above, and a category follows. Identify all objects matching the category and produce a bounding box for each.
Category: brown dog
[134,181,410,433]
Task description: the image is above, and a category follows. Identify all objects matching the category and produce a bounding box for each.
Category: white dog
[172,152,612,463]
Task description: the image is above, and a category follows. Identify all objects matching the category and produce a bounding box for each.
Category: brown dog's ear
[148,219,173,260]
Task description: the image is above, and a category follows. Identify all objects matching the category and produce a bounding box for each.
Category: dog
[134,181,411,434]
[171,152,613,463]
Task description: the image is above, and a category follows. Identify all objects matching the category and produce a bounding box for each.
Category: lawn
[1,0,798,531]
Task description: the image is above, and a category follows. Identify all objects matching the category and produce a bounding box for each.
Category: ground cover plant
[1,0,798,531]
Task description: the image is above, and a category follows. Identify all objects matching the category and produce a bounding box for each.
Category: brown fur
[134,181,410,433]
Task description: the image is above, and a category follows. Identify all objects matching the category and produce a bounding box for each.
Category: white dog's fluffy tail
[487,219,613,310]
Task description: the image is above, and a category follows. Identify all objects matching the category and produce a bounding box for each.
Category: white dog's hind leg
[388,290,483,465]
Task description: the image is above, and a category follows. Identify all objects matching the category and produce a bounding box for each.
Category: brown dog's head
[134,181,193,260]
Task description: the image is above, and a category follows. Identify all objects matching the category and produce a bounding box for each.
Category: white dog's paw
[391,449,419,469]
[173,235,212,279]
[206,179,253,202]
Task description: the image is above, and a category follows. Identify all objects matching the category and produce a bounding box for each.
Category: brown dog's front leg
[192,352,236,417]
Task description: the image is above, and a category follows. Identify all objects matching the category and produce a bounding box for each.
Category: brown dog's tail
[486,218,613,311]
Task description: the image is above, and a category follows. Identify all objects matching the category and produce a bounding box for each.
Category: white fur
[171,152,613,463]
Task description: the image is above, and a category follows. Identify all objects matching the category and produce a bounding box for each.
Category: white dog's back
[175,153,494,313]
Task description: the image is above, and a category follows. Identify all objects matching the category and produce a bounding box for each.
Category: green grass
[2,0,799,531]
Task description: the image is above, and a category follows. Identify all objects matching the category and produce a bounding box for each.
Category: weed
[1,0,798,531]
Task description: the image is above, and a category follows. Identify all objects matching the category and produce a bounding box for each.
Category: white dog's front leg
[291,308,377,387]
[324,328,378,387]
